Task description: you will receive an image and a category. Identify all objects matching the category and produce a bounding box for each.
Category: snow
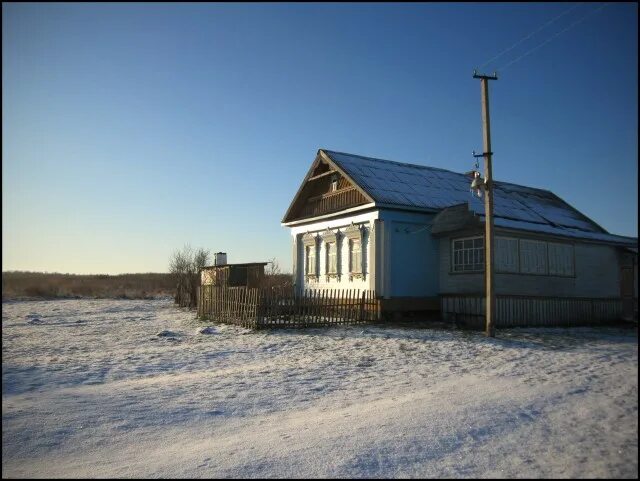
[2,298,638,478]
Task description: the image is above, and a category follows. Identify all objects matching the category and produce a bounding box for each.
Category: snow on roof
[324,149,637,246]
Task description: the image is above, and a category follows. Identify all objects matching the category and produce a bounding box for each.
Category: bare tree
[265,257,281,277]
[262,257,293,290]
[169,244,210,308]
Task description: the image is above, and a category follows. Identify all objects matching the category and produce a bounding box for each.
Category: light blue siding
[378,210,439,297]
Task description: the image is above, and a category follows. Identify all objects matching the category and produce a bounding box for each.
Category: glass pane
[474,238,483,248]
[464,239,473,249]
[454,240,463,250]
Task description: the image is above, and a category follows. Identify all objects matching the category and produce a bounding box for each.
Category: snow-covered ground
[2,298,638,478]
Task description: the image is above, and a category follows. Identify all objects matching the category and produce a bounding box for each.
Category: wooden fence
[441,293,624,328]
[197,285,380,329]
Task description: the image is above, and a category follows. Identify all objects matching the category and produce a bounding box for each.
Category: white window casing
[327,242,338,274]
[452,236,484,272]
[302,232,319,280]
[344,222,365,280]
[452,235,574,278]
[350,239,362,274]
[320,227,340,280]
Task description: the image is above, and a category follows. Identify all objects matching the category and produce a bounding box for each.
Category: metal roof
[323,149,637,246]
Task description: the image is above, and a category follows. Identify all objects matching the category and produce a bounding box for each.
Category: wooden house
[282,149,638,324]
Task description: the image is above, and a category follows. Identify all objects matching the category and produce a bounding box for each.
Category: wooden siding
[299,186,369,219]
[201,264,265,288]
[441,293,623,328]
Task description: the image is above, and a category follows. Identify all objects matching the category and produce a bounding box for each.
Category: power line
[478,3,583,70]
[495,2,610,72]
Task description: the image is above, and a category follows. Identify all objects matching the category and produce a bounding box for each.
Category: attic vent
[330,174,338,192]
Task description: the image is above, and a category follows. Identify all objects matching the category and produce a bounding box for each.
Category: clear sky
[2,2,637,274]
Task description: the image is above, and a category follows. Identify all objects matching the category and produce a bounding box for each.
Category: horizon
[3,2,637,274]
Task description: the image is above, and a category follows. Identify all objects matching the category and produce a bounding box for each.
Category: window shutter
[548,242,574,276]
[519,239,547,274]
[496,237,518,273]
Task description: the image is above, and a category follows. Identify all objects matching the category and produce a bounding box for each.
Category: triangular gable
[281,149,374,224]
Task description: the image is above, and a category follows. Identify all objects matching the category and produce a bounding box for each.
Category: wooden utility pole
[473,70,498,337]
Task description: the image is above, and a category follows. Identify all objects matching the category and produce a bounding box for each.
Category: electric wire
[478,2,583,70]
[495,3,610,72]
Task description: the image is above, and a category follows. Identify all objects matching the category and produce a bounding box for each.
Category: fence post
[359,290,365,321]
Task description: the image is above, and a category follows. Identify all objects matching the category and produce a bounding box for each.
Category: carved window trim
[302,233,319,281]
[320,228,341,281]
[344,223,365,280]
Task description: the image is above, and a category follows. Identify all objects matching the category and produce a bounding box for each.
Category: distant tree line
[1,271,175,300]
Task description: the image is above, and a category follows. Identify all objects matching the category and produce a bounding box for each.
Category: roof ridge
[321,148,554,195]
[322,148,455,175]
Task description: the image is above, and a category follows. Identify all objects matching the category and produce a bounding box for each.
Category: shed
[200,262,268,288]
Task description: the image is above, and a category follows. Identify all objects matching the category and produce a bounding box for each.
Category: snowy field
[2,298,638,478]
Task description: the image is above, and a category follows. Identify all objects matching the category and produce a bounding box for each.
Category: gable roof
[311,149,635,246]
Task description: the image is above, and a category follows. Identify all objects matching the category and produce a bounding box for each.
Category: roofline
[482,220,637,247]
[281,149,376,224]
[282,203,377,226]
[436,222,637,247]
[373,203,440,214]
[281,201,443,227]
[201,262,269,269]
[318,149,376,202]
[544,190,608,234]
[322,148,556,197]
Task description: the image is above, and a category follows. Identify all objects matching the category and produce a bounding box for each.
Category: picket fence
[197,285,380,329]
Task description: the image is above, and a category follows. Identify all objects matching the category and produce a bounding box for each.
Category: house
[200,253,268,289]
[282,149,638,323]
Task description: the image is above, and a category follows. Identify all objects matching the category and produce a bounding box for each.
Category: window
[349,239,362,274]
[327,242,338,274]
[548,242,574,276]
[305,245,316,276]
[519,239,547,275]
[495,237,519,273]
[452,236,484,272]
[330,174,338,192]
[453,234,574,277]
[345,223,365,280]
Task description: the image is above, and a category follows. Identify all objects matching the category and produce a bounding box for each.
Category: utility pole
[473,69,498,337]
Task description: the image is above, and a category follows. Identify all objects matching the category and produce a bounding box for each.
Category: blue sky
[2,2,637,274]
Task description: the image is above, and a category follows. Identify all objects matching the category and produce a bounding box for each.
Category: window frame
[302,233,319,281]
[349,238,362,275]
[344,222,365,280]
[449,232,577,278]
[451,235,484,273]
[326,241,338,275]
